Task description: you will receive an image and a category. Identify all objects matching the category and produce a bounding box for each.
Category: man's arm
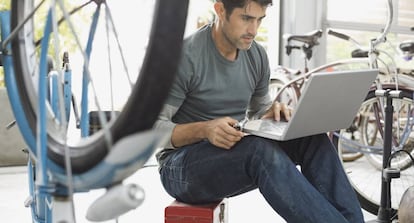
[247,93,273,119]
[171,116,243,149]
[155,104,244,150]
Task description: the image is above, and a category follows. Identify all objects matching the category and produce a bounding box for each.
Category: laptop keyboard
[260,120,288,133]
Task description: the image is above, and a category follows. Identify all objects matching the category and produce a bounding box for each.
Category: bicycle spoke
[336,88,414,214]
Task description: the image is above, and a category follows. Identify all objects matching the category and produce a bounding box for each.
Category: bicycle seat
[285,29,323,46]
[351,49,369,58]
[399,40,414,60]
[399,40,414,54]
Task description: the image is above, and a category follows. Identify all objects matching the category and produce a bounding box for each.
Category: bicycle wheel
[336,86,414,215]
[11,0,188,174]
[269,78,299,107]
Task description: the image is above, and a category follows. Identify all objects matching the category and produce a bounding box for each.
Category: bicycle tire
[11,0,189,173]
[269,78,299,107]
[335,85,414,215]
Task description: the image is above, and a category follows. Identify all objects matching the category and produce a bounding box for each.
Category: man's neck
[211,23,238,61]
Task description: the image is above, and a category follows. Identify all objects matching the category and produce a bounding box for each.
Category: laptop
[240,69,379,141]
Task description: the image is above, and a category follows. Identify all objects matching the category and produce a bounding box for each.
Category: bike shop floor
[0,153,377,222]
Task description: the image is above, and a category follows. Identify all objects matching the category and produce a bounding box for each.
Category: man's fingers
[224,122,244,137]
[207,117,244,149]
[272,102,293,121]
[273,102,282,121]
[284,105,293,121]
[213,135,238,150]
[261,110,273,119]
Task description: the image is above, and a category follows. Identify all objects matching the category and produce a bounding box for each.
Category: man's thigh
[160,137,276,203]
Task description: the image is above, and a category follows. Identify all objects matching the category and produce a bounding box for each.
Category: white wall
[0,88,27,166]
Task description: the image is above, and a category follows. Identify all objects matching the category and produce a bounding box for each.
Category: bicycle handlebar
[327,29,350,41]
[327,28,364,50]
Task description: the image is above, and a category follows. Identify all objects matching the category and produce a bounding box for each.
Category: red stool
[165,199,228,223]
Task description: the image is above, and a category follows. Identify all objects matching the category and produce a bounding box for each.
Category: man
[155,0,364,222]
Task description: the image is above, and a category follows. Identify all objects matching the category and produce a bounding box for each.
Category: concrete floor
[0,155,378,223]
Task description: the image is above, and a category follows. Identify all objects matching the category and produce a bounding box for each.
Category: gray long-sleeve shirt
[154,24,272,162]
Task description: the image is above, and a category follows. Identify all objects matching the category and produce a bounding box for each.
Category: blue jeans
[159,134,364,223]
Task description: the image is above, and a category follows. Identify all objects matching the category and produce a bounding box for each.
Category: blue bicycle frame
[1,9,71,222]
[1,7,107,222]
[1,2,173,221]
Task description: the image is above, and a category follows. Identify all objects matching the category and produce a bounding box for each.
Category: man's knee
[238,136,290,168]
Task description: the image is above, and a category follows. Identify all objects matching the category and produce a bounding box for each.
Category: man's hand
[205,117,244,149]
[261,101,293,121]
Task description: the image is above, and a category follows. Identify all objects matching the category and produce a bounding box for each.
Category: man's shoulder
[183,24,211,50]
[243,41,269,79]
[179,24,213,68]
[245,41,268,67]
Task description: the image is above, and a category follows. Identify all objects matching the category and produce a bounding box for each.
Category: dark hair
[217,0,273,16]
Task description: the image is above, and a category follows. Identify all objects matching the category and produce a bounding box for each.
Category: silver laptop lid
[282,69,378,140]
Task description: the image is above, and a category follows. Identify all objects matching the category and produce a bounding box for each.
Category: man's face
[221,1,267,50]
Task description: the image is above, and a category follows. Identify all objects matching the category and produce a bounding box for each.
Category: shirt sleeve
[251,42,271,98]
[154,104,179,148]
[247,93,273,119]
[247,42,272,119]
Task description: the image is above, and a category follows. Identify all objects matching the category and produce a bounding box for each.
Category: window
[185,0,280,68]
[323,0,414,70]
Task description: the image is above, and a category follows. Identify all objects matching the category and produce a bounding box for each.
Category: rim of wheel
[11,0,189,173]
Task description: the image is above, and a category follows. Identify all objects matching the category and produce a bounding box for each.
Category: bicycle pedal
[86,183,145,221]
